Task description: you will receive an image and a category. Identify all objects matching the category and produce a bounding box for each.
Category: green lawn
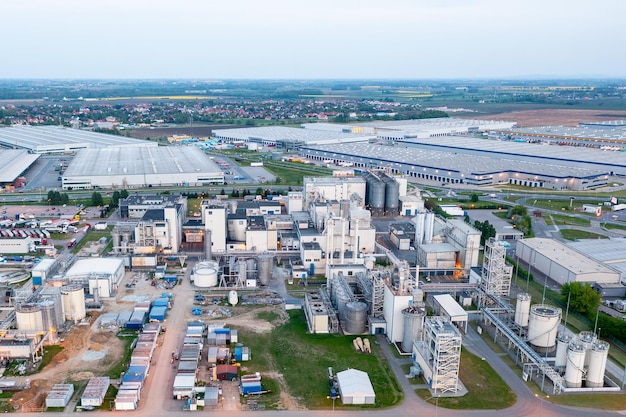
[416,348,516,410]
[603,222,626,231]
[545,214,591,226]
[560,229,608,241]
[550,393,626,410]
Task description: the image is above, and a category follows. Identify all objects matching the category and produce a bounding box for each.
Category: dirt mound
[90,333,110,344]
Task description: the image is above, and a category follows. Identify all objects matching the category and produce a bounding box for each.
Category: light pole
[535,393,549,416]
[426,394,439,417]
[327,394,339,415]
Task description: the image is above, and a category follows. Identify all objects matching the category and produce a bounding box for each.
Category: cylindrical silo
[514,293,531,327]
[586,340,609,388]
[204,229,212,260]
[344,301,367,334]
[401,307,425,353]
[527,304,561,351]
[257,254,273,286]
[424,212,435,244]
[413,210,426,245]
[112,233,121,253]
[16,304,44,332]
[194,267,218,287]
[565,340,586,388]
[334,286,351,321]
[369,180,385,216]
[578,331,597,367]
[61,284,86,322]
[246,259,257,281]
[40,299,62,334]
[554,333,572,368]
[384,178,400,215]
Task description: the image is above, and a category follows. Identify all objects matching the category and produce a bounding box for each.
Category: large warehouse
[61,146,224,189]
[0,125,155,154]
[0,149,40,185]
[212,126,374,150]
[300,142,609,190]
[515,238,621,286]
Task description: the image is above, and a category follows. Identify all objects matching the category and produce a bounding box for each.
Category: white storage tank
[228,290,238,306]
[401,306,425,353]
[194,267,218,287]
[16,303,44,332]
[514,293,531,327]
[61,284,86,322]
[344,301,368,334]
[565,340,586,388]
[554,333,572,368]
[527,304,561,350]
[41,299,63,334]
[578,331,597,367]
[257,254,273,286]
[586,340,609,388]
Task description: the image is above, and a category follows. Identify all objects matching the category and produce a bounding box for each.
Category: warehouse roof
[64,146,221,177]
[0,125,153,152]
[212,126,373,144]
[433,294,468,321]
[65,258,124,277]
[0,150,40,183]
[507,124,626,142]
[302,143,607,178]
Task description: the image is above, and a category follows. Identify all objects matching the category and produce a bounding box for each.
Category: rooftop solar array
[0,125,154,152]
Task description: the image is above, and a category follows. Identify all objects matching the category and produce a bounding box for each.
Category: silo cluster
[563,331,609,388]
[363,172,400,216]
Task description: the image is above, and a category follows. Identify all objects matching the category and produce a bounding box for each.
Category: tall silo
[204,229,212,260]
[369,180,386,216]
[60,284,86,323]
[413,210,426,246]
[578,331,597,367]
[424,212,435,244]
[16,304,44,332]
[344,301,368,334]
[527,305,561,351]
[401,307,425,353]
[257,254,273,286]
[554,333,572,368]
[40,299,63,335]
[564,340,586,388]
[514,293,531,327]
[586,340,609,388]
[384,177,400,215]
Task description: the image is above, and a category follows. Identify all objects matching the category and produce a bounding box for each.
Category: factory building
[0,235,37,254]
[211,125,374,151]
[412,316,462,394]
[300,142,609,191]
[119,194,187,219]
[0,125,155,154]
[566,238,626,287]
[303,176,366,210]
[64,258,125,298]
[61,146,224,190]
[515,238,621,286]
[133,204,185,255]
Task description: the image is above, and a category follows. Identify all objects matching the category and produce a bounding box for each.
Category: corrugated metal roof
[0,150,40,183]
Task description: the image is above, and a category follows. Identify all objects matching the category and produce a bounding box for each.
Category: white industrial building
[0,149,40,185]
[515,238,621,286]
[0,235,36,254]
[212,126,374,150]
[64,258,125,298]
[81,377,110,407]
[336,369,376,405]
[303,176,367,209]
[45,384,74,408]
[0,125,155,154]
[61,146,224,190]
[202,203,228,254]
[567,238,626,284]
[432,294,468,333]
[412,316,462,394]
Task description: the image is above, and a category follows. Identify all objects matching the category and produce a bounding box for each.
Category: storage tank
[413,210,426,245]
[333,286,351,321]
[228,290,238,306]
[40,299,62,334]
[578,331,597,367]
[60,284,86,322]
[424,212,435,244]
[554,333,572,368]
[527,304,561,350]
[586,340,609,388]
[514,293,531,327]
[343,301,367,334]
[112,233,121,252]
[564,340,586,388]
[204,229,212,260]
[401,306,425,353]
[246,259,257,281]
[194,267,218,287]
[16,303,44,332]
[257,254,273,286]
[369,180,385,215]
[384,178,400,214]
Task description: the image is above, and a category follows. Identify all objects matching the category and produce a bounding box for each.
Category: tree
[561,282,601,315]
[470,193,479,203]
[120,189,129,199]
[510,205,527,217]
[91,192,104,207]
[110,191,121,208]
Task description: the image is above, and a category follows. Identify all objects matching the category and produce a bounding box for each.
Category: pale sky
[2,0,625,79]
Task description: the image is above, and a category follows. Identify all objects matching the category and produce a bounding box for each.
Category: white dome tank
[60,284,86,322]
[194,268,218,287]
[514,293,531,327]
[565,340,586,388]
[554,333,572,368]
[527,304,561,350]
[228,290,238,306]
[16,304,44,332]
[586,340,609,388]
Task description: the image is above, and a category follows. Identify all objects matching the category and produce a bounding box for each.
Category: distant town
[0,79,624,416]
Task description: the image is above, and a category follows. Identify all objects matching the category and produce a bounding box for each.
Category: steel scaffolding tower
[481,238,512,298]
[422,317,462,394]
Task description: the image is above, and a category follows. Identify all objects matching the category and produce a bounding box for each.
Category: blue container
[191,308,202,316]
[309,263,315,276]
[149,306,167,322]
[153,298,169,308]
[214,328,230,335]
[234,347,242,361]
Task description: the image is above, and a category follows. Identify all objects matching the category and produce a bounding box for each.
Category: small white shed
[337,369,375,405]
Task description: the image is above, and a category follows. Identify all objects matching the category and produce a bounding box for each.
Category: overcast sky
[2,0,625,79]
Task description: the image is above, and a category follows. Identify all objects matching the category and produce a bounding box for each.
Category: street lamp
[426,394,439,417]
[535,393,549,416]
[327,394,340,415]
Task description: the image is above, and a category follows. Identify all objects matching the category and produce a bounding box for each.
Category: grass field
[560,229,608,241]
[242,310,402,410]
[544,214,591,226]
